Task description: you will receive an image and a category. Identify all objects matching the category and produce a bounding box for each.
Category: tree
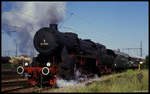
[142,55,149,69]
[145,55,149,68]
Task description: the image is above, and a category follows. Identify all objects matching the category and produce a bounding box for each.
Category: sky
[1,1,149,58]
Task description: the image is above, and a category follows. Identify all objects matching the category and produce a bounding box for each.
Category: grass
[66,69,149,92]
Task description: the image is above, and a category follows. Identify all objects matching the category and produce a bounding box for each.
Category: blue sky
[2,1,149,58]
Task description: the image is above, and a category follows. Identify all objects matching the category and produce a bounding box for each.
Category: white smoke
[93,74,99,80]
[56,74,99,88]
[56,69,80,88]
[56,69,89,88]
[56,78,77,88]
[2,2,66,55]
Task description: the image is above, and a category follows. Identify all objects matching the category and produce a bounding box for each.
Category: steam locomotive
[17,24,143,87]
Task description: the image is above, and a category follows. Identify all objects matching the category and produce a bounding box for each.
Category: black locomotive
[17,24,142,86]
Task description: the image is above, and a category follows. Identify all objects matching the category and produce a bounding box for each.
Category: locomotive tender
[17,24,141,86]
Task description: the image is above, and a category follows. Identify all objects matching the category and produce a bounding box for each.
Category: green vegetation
[67,69,148,92]
[142,55,149,69]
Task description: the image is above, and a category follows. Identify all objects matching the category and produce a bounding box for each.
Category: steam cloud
[56,69,88,88]
[56,73,99,88]
[2,2,66,55]
[56,78,77,88]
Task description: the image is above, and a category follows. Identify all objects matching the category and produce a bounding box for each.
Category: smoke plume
[2,2,66,55]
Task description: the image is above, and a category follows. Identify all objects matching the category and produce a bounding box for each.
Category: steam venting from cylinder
[2,2,66,55]
[56,69,99,88]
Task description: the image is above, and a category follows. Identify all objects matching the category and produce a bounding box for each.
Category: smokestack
[50,24,58,31]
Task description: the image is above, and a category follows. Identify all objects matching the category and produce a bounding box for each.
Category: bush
[142,55,149,69]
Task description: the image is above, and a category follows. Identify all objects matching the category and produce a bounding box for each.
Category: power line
[122,41,143,57]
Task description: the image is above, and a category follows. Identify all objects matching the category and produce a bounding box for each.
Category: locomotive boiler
[16,24,141,87]
[34,24,116,77]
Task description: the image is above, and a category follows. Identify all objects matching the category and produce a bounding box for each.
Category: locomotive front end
[33,24,59,55]
[16,56,58,86]
[16,24,60,87]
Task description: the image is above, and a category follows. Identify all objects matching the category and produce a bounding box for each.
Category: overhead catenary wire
[121,41,143,57]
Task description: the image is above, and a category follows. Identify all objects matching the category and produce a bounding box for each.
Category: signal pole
[140,41,142,57]
[16,42,17,57]
[15,39,18,57]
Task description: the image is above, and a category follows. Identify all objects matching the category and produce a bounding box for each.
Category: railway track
[1,69,52,93]
[1,78,52,93]
[2,79,28,87]
[1,71,124,93]
[10,87,52,93]
[2,84,33,93]
[1,69,22,80]
[1,78,30,93]
[2,84,52,93]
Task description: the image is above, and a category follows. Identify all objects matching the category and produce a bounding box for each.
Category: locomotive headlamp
[42,67,50,75]
[46,62,51,67]
[17,66,24,75]
[139,61,143,64]
[25,62,29,66]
